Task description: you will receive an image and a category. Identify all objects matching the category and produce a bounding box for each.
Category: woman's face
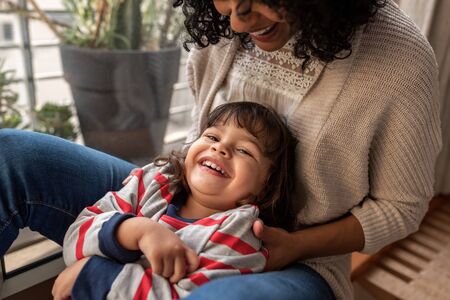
[213,0,293,51]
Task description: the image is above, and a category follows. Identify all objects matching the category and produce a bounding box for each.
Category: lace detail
[228,39,322,99]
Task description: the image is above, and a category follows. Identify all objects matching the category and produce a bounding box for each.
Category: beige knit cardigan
[184,1,442,298]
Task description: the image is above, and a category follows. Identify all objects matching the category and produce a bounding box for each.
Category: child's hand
[117,217,200,283]
[52,257,90,300]
[138,222,200,283]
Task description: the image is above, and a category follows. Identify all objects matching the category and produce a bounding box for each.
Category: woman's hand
[122,168,139,185]
[117,217,200,283]
[253,220,300,271]
[254,215,366,271]
[52,257,90,300]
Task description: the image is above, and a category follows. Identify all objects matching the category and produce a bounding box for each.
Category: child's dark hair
[156,102,298,231]
[173,0,386,68]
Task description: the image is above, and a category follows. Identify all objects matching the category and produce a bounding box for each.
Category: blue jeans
[184,263,335,300]
[0,129,335,299]
[0,129,135,255]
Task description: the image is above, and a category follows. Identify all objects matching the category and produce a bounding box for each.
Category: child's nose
[212,143,230,157]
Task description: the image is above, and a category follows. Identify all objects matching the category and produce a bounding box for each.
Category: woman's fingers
[122,168,139,185]
[252,218,265,239]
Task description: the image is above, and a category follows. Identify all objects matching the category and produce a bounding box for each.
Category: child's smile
[199,157,229,177]
[182,121,272,219]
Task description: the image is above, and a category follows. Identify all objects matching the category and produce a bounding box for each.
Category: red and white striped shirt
[63,163,267,299]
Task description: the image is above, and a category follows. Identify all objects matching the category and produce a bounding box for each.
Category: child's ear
[235,195,258,207]
[265,172,273,185]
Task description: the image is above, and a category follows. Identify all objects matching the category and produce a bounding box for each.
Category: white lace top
[213,38,324,118]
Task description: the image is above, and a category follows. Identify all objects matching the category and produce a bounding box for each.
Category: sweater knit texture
[63,164,267,300]
[185,1,442,299]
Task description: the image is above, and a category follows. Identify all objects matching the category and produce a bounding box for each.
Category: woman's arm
[253,214,364,270]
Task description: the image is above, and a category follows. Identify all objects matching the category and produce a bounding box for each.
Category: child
[52,102,298,300]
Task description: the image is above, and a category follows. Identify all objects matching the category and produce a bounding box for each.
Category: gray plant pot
[59,44,181,162]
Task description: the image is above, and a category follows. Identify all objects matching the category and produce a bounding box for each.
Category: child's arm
[63,164,171,265]
[115,216,199,281]
[63,163,199,284]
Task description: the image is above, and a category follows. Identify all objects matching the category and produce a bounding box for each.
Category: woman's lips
[249,23,279,43]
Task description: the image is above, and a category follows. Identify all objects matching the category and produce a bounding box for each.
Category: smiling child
[53,102,298,300]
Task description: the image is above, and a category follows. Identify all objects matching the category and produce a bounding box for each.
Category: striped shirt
[63,163,267,300]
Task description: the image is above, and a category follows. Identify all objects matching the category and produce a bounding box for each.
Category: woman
[175,1,441,298]
[0,0,441,299]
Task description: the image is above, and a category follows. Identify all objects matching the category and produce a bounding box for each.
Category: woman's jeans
[185,263,335,300]
[0,129,135,255]
[0,129,335,300]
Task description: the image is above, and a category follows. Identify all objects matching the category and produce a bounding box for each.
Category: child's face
[212,0,293,52]
[184,121,272,214]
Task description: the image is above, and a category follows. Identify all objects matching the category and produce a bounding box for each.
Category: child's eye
[205,134,218,142]
[237,148,252,156]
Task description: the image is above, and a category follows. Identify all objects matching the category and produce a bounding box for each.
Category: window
[1,22,13,42]
[1,1,193,297]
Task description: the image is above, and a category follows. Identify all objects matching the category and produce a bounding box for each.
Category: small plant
[0,59,22,129]
[7,0,184,50]
[34,103,78,141]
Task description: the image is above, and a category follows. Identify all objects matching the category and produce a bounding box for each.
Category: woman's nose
[212,143,230,157]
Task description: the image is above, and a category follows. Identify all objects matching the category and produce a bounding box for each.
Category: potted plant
[2,58,79,140]
[34,103,78,141]
[0,59,23,129]
[15,0,184,162]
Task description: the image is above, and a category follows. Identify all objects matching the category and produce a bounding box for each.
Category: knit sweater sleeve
[63,163,171,265]
[185,48,203,143]
[350,31,442,253]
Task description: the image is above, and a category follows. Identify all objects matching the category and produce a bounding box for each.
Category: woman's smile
[213,0,293,51]
[249,23,280,43]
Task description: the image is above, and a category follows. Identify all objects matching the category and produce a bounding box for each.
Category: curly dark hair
[173,0,386,67]
[155,102,298,231]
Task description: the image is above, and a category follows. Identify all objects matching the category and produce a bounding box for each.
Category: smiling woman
[174,0,386,65]
[211,0,291,51]
[172,0,441,299]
